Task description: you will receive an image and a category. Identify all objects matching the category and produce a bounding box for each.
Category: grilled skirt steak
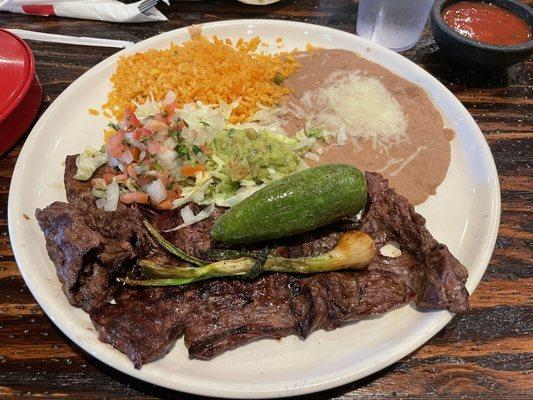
[35,156,150,311]
[36,155,469,367]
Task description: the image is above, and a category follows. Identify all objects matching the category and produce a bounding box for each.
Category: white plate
[8,20,500,398]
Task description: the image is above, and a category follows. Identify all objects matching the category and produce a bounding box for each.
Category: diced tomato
[132,129,141,141]
[114,173,128,183]
[157,171,169,187]
[127,164,137,178]
[154,113,166,123]
[171,183,181,198]
[147,140,163,155]
[125,108,141,128]
[130,147,141,161]
[120,191,149,204]
[164,104,175,121]
[136,175,155,187]
[153,199,173,210]
[165,190,178,201]
[103,172,116,184]
[181,164,205,177]
[106,131,128,158]
[145,119,168,133]
[199,144,209,155]
[133,127,152,142]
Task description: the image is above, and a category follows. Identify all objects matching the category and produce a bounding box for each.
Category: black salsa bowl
[431,0,533,69]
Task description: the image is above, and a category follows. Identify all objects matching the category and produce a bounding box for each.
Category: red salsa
[442,1,532,45]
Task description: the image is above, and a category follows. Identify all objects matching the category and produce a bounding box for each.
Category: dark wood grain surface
[0,1,532,399]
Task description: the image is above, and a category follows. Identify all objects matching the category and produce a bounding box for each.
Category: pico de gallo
[76,94,328,225]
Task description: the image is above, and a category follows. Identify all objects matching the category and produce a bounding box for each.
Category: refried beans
[282,49,453,205]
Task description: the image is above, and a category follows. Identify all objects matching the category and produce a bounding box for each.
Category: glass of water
[356,0,435,51]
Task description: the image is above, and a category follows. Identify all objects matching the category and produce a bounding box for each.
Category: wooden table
[1,1,531,398]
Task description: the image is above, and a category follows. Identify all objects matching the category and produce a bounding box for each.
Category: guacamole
[209,128,300,182]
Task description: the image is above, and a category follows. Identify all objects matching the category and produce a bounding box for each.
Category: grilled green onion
[123,231,375,286]
[143,220,207,267]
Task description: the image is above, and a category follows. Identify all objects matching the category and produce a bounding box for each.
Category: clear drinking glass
[356,0,435,51]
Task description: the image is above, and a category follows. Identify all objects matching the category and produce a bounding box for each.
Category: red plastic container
[0,29,43,155]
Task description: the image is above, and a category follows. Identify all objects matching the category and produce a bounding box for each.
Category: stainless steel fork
[138,0,159,14]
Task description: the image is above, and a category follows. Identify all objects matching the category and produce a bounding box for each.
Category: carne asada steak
[35,156,150,312]
[36,155,469,367]
[361,172,469,313]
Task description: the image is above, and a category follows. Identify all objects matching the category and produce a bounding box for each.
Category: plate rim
[8,19,501,398]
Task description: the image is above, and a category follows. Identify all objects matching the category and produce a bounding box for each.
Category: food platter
[8,20,500,398]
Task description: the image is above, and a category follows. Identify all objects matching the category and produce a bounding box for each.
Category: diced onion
[104,182,119,212]
[135,165,149,174]
[180,205,195,224]
[164,205,215,232]
[158,149,178,170]
[96,198,107,210]
[108,157,119,168]
[119,150,134,165]
[146,179,167,204]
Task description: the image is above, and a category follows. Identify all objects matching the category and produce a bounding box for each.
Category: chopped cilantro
[199,120,210,127]
[169,129,181,138]
[191,145,202,155]
[152,160,163,171]
[273,72,285,85]
[107,122,119,131]
[175,143,189,159]
[305,127,324,138]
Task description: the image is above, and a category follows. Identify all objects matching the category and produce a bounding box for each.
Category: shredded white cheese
[300,71,408,149]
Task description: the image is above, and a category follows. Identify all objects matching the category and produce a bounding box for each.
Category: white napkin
[0,0,168,23]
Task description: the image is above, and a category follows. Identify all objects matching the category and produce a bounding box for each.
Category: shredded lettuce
[88,98,326,209]
[215,183,266,208]
[97,181,119,212]
[178,101,236,146]
[172,171,213,208]
[91,187,107,198]
[74,147,108,181]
